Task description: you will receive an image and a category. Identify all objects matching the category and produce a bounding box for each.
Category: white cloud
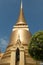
[0,38,9,52]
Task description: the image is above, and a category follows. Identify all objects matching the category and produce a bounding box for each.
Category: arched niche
[16,48,20,65]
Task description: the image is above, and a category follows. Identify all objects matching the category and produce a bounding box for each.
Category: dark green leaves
[28,31,43,61]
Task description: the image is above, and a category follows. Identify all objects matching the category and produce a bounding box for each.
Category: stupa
[0,0,40,65]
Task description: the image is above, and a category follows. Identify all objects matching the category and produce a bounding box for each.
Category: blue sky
[0,0,43,52]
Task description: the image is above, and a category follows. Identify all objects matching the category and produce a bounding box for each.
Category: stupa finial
[21,0,22,9]
[13,0,27,27]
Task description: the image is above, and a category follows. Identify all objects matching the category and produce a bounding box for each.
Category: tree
[28,31,43,62]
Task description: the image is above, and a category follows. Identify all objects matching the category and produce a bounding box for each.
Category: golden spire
[16,0,27,25]
[12,0,29,31]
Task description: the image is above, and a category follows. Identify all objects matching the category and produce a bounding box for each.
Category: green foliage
[28,31,43,61]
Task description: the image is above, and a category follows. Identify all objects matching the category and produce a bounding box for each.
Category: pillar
[10,48,16,65]
[19,48,25,65]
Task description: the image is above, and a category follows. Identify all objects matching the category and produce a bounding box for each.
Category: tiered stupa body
[0,1,40,65]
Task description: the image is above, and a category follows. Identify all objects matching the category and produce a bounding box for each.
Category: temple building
[0,1,40,65]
